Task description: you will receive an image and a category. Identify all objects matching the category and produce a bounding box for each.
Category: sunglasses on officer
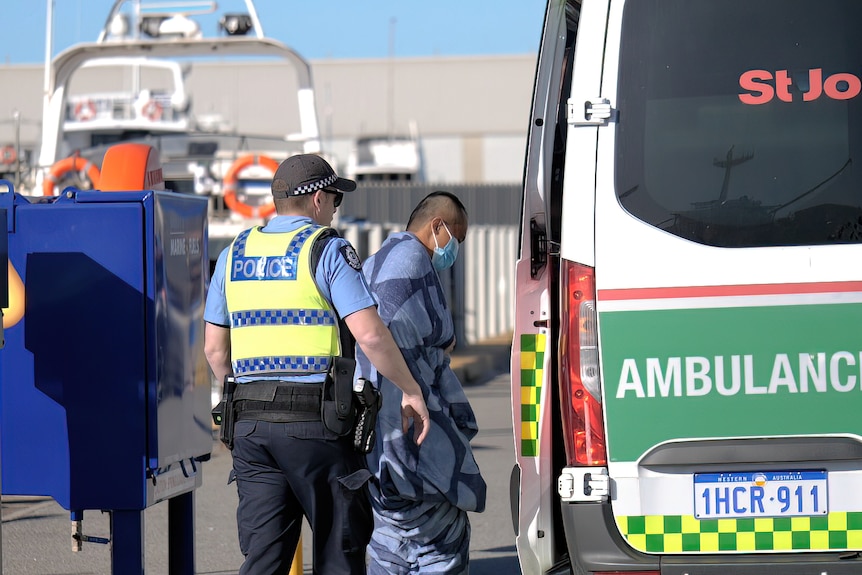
[324,189,343,208]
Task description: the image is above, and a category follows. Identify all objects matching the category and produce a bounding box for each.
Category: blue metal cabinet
[0,188,211,512]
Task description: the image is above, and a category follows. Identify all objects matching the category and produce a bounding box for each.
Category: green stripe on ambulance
[600,303,862,462]
[520,333,545,457]
[618,512,862,553]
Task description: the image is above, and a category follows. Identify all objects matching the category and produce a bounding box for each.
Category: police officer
[204,153,430,575]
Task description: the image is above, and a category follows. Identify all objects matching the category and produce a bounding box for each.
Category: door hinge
[558,467,609,502]
[568,97,617,126]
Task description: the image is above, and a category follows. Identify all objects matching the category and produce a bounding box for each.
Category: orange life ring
[222,154,279,218]
[42,156,101,196]
[0,146,15,165]
[74,100,96,122]
[141,100,163,121]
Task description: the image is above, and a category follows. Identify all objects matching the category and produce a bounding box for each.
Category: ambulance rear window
[615,0,862,247]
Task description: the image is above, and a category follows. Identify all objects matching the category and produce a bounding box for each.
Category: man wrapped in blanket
[355,191,487,575]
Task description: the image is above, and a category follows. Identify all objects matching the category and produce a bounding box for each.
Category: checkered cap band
[291,174,338,196]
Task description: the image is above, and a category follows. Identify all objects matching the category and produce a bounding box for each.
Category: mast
[713,145,753,203]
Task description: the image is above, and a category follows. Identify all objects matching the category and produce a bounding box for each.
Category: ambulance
[510,1,862,574]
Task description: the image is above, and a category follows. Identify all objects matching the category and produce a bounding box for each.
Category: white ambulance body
[511,1,862,574]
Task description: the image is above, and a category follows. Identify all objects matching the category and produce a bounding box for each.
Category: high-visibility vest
[224,224,339,377]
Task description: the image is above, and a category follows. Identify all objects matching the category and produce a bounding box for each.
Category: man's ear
[431,216,443,234]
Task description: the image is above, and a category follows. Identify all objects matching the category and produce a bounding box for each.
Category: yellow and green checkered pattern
[618,512,862,552]
[519,333,545,457]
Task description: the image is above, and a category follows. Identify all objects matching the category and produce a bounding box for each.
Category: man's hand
[347,307,433,445]
[400,391,430,445]
[445,337,456,355]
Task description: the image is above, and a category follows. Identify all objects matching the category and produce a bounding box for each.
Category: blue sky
[2,1,548,65]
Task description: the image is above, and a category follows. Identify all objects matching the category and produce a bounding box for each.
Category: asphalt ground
[447,332,513,387]
[0,333,515,574]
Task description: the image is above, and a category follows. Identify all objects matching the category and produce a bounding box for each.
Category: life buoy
[222,154,279,218]
[42,156,101,196]
[74,100,96,122]
[141,100,163,121]
[0,146,16,165]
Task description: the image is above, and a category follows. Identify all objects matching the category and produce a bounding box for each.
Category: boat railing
[65,92,184,125]
[97,0,264,43]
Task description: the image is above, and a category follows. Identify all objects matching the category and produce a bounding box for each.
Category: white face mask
[431,221,459,271]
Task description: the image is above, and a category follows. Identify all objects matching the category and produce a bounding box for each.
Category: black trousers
[231,419,373,575]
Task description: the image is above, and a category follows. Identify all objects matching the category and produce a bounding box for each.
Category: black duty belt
[234,381,323,423]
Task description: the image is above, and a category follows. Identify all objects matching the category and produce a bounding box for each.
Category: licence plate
[694,470,828,519]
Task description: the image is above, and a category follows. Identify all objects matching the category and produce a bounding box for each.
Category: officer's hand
[401,392,430,445]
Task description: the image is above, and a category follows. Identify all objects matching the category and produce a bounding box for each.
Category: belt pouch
[234,381,323,422]
[216,376,237,450]
[322,357,356,436]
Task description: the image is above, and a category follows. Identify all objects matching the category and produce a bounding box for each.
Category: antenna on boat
[44,0,55,96]
[242,0,265,39]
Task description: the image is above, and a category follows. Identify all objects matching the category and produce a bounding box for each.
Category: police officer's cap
[271,154,357,199]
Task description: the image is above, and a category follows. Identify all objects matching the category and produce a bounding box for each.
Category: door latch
[569,98,617,126]
[558,466,610,502]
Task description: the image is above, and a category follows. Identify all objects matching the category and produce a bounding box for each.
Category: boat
[30,0,325,260]
[345,121,424,182]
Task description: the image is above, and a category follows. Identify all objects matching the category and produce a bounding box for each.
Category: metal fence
[338,182,521,226]
[334,181,520,346]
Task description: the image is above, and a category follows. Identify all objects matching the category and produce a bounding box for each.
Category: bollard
[288,534,302,575]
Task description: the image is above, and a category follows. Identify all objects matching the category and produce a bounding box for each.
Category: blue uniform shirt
[204,215,376,382]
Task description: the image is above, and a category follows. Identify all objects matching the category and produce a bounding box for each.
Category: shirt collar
[260,215,316,233]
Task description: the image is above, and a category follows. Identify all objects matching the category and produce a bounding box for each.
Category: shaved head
[406,191,468,231]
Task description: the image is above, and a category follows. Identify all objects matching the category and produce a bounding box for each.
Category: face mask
[431,221,459,271]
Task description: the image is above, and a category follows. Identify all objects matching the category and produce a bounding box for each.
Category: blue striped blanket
[355,231,487,514]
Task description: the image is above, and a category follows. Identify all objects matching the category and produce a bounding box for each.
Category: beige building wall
[0,54,537,183]
[0,65,44,153]
[462,136,484,183]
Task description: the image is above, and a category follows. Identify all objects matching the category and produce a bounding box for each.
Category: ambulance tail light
[559,261,607,466]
